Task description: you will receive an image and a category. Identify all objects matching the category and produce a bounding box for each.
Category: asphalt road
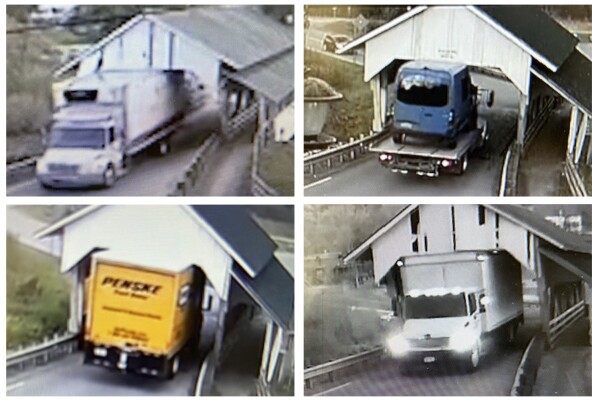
[305,73,519,196]
[6,103,221,197]
[309,345,524,396]
[7,352,199,396]
[306,319,539,396]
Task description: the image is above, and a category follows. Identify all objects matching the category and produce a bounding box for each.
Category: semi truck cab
[393,61,478,144]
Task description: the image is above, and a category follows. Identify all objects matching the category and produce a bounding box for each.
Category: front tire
[103,165,116,188]
[464,341,481,372]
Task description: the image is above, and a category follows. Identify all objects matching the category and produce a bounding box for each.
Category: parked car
[322,34,352,53]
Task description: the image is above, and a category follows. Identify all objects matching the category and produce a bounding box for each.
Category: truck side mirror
[479,295,488,313]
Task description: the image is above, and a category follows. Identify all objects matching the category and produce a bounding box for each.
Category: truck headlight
[449,329,478,352]
[386,332,410,357]
[94,347,108,357]
[36,159,48,173]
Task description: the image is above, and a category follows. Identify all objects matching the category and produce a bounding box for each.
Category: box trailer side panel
[87,261,179,356]
[124,72,187,144]
[481,253,523,332]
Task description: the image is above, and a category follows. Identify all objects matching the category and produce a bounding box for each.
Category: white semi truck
[384,250,523,372]
[36,70,189,188]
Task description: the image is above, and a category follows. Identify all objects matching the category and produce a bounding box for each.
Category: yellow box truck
[83,255,203,378]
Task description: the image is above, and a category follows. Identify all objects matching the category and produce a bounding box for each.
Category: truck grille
[47,163,80,174]
[409,337,450,349]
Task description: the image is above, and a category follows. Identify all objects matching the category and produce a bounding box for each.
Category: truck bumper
[83,343,170,377]
[393,349,471,368]
[37,173,106,188]
[379,154,441,176]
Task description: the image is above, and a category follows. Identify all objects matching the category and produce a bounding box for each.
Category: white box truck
[36,70,189,188]
[384,250,523,372]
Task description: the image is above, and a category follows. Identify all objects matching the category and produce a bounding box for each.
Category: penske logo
[101,277,162,294]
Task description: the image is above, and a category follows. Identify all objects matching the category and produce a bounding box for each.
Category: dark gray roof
[487,205,592,254]
[539,244,591,284]
[155,7,294,70]
[191,206,277,276]
[476,5,579,70]
[224,49,294,103]
[532,49,592,115]
[231,258,294,329]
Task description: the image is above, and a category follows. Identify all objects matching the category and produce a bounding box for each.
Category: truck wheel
[103,165,116,188]
[167,355,180,379]
[464,342,481,372]
[158,141,171,155]
[457,155,468,175]
[506,322,518,345]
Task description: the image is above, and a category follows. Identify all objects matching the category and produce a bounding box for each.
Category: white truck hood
[403,317,469,339]
[41,148,105,165]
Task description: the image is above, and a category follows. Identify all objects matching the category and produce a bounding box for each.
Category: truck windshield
[49,128,105,149]
[397,75,449,107]
[405,293,467,319]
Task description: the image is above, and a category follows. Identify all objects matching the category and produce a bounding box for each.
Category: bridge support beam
[516,92,529,145]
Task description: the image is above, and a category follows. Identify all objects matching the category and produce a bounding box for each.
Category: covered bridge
[341,6,591,165]
[36,205,294,392]
[345,204,591,348]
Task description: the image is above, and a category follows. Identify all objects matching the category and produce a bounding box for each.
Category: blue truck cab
[393,61,478,144]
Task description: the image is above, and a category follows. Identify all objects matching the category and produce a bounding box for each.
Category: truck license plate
[423,356,436,363]
[400,122,413,129]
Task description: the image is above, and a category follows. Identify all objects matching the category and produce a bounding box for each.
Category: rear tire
[167,354,180,379]
[506,322,518,345]
[457,155,468,175]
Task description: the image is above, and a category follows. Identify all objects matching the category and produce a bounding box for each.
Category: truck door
[106,127,124,166]
[467,293,483,335]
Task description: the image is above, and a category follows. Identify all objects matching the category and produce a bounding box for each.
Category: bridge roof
[473,5,578,71]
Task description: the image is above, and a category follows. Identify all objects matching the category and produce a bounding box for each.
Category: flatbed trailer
[371,119,488,176]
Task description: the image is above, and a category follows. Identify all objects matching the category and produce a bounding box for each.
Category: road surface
[7,352,199,396]
[306,321,538,396]
[7,103,221,196]
[305,73,519,196]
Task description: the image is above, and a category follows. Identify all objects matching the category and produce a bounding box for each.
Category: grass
[304,284,392,367]
[6,235,70,350]
[305,51,373,143]
[257,141,294,196]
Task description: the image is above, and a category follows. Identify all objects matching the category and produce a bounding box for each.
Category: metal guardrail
[7,156,40,172]
[304,132,386,178]
[548,300,586,348]
[7,333,79,371]
[304,347,383,389]
[169,132,221,196]
[564,156,588,197]
[510,332,546,396]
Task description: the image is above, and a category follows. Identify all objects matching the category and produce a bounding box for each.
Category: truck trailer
[371,61,494,176]
[36,70,189,188]
[384,250,523,372]
[83,254,203,378]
